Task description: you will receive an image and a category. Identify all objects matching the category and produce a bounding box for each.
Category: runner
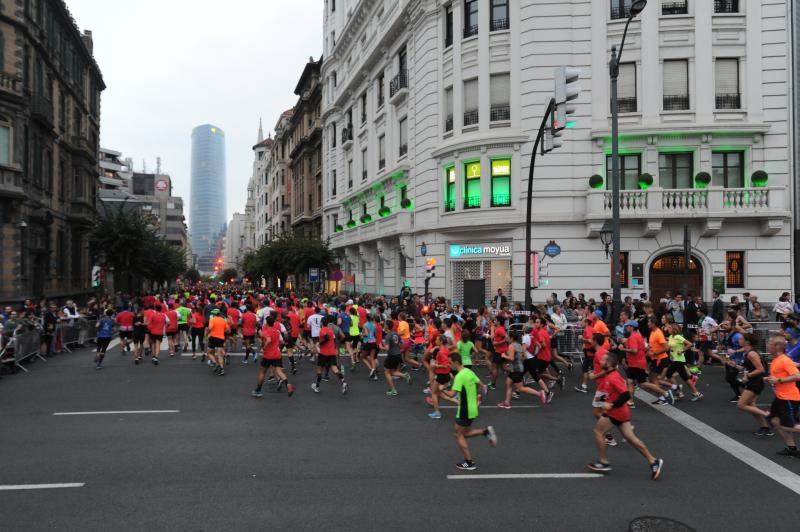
[575,317,596,393]
[587,352,664,480]
[207,308,229,375]
[226,303,241,354]
[380,319,411,396]
[146,303,167,365]
[252,315,294,398]
[175,300,191,352]
[189,302,206,360]
[116,305,135,354]
[617,320,664,406]
[94,309,115,370]
[497,330,546,408]
[647,317,674,405]
[440,352,497,471]
[762,336,800,457]
[425,335,458,418]
[361,314,379,380]
[132,308,147,364]
[165,304,179,357]
[664,324,703,401]
[286,306,301,373]
[240,304,259,364]
[312,315,348,394]
[735,333,772,436]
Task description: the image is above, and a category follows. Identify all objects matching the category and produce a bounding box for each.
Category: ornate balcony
[586,186,790,237]
[389,70,408,105]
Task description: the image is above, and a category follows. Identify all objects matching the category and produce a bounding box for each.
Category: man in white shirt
[306,309,324,355]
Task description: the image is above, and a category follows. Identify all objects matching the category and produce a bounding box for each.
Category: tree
[184,268,201,284]
[243,234,333,287]
[220,267,239,282]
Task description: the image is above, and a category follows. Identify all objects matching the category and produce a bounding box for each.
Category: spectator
[748,301,769,322]
[774,292,793,320]
[711,290,725,324]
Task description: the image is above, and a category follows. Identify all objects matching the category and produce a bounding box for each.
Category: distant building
[191,124,227,273]
[223,212,249,274]
[98,148,139,206]
[129,172,189,251]
[0,0,104,303]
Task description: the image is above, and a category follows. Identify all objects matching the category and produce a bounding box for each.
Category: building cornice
[430,133,530,159]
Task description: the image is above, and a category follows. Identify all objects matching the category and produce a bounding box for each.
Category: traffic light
[554,66,581,131]
[425,258,437,280]
[91,266,101,288]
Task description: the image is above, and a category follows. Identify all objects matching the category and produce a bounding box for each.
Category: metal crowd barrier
[59,318,97,352]
[0,329,45,373]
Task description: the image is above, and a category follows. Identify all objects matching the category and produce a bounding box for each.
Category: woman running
[189,303,206,360]
[497,330,547,408]
[132,308,147,364]
[736,333,773,436]
[426,335,458,418]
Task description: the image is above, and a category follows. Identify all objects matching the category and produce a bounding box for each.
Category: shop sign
[449,244,511,258]
[543,240,561,258]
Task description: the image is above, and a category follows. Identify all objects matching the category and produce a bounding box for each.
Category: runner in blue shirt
[95,309,115,370]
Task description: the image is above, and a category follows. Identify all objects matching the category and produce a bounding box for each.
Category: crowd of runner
[4,286,800,477]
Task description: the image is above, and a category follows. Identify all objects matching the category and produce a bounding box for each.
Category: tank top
[743,350,764,385]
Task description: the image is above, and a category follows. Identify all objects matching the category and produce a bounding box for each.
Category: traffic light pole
[524,98,556,311]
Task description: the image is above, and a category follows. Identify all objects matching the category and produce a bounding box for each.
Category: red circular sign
[155,179,168,192]
[331,270,344,282]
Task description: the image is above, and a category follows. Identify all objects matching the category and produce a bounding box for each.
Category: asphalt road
[3,342,800,531]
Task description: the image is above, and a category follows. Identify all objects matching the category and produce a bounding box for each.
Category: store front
[447,242,512,307]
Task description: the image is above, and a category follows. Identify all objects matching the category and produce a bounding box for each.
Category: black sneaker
[456,460,477,471]
[587,462,612,473]
[729,396,740,403]
[776,447,799,457]
[152,357,159,365]
[650,458,664,480]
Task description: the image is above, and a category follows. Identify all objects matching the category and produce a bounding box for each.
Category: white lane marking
[439,405,541,409]
[53,410,180,416]
[636,390,800,496]
[447,473,602,480]
[0,483,85,491]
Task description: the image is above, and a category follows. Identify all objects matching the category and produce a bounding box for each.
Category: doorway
[649,252,703,302]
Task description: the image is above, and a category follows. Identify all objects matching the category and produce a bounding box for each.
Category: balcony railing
[610,6,631,20]
[0,72,22,97]
[490,104,510,122]
[715,93,741,110]
[379,158,386,169]
[463,24,479,38]
[491,194,511,207]
[389,70,408,98]
[399,143,408,157]
[463,109,479,127]
[662,1,688,15]
[445,115,453,132]
[31,93,54,127]
[663,94,690,111]
[617,97,638,113]
[445,198,455,212]
[714,0,738,14]
[490,18,509,31]
[464,196,481,209]
[342,126,353,147]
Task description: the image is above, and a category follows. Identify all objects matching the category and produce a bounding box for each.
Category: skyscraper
[190,124,227,273]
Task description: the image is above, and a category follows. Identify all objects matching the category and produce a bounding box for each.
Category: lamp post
[610,0,647,323]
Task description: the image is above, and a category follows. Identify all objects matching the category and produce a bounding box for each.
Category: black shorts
[581,355,594,374]
[261,358,283,368]
[311,336,320,344]
[167,331,177,338]
[178,323,189,332]
[744,380,765,395]
[243,335,255,342]
[508,371,524,384]
[455,417,474,427]
[317,354,336,368]
[302,330,311,339]
[286,336,297,348]
[150,335,163,343]
[435,373,451,385]
[626,367,648,385]
[227,328,238,336]
[665,361,691,381]
[208,337,225,349]
[769,398,800,428]
[119,331,133,339]
[492,352,505,365]
[524,358,544,380]
[362,342,378,355]
[133,333,146,344]
[348,335,360,347]
[697,340,713,351]
[650,358,670,375]
[602,414,629,427]
[384,354,402,370]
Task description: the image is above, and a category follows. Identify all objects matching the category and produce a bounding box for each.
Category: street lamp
[609,0,646,323]
[600,221,613,259]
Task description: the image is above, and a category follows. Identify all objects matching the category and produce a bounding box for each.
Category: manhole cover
[628,516,696,532]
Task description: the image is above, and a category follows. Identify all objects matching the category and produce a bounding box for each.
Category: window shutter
[663,60,688,96]
[464,79,478,112]
[445,87,453,115]
[490,74,510,106]
[618,63,636,99]
[715,59,739,94]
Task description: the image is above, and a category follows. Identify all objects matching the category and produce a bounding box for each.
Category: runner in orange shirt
[647,317,674,405]
[763,336,800,457]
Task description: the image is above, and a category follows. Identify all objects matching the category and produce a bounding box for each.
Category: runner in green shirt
[441,352,497,471]
[175,301,191,353]
[457,332,476,368]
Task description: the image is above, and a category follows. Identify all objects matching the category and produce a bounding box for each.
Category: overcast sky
[66,0,323,227]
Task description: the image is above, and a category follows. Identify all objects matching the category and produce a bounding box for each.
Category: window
[399,117,408,157]
[490,0,509,31]
[464,161,481,209]
[444,5,453,47]
[360,92,367,125]
[715,58,740,109]
[463,78,479,126]
[331,31,335,48]
[714,0,738,13]
[331,121,337,147]
[605,154,641,190]
[378,135,386,169]
[361,149,368,181]
[712,151,744,188]
[445,166,456,212]
[490,73,510,122]
[398,251,407,278]
[0,125,10,166]
[0,31,4,72]
[618,63,637,113]
[726,251,744,288]
[348,159,353,189]
[491,159,511,207]
[376,72,385,108]
[331,0,335,12]
[611,0,633,20]
[332,71,337,87]
[663,60,689,110]
[661,0,688,15]
[616,252,630,288]
[658,153,693,189]
[464,0,478,38]
[331,169,337,197]
[444,87,454,132]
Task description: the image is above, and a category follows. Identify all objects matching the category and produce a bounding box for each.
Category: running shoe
[423,387,432,395]
[341,382,349,395]
[729,396,740,403]
[496,402,511,409]
[754,427,773,437]
[665,389,675,405]
[605,435,618,447]
[428,411,442,419]
[650,458,664,480]
[558,374,566,390]
[456,460,477,471]
[776,447,799,457]
[191,354,197,360]
[403,372,412,385]
[689,366,702,375]
[481,383,489,397]
[218,369,225,376]
[575,384,588,393]
[95,365,102,370]
[487,383,496,391]
[627,400,636,407]
[587,462,612,473]
[546,391,555,404]
[311,383,320,393]
[386,389,398,397]
[512,392,521,400]
[152,357,159,365]
[653,397,667,405]
[241,359,248,365]
[425,396,434,406]
[677,385,685,399]
[251,389,264,398]
[690,393,704,402]
[322,375,330,382]
[538,390,547,405]
[485,426,498,447]
[370,373,379,381]
[369,368,376,379]
[134,358,140,365]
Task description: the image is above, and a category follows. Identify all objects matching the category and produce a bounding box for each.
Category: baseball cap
[211,308,220,315]
[593,310,604,318]
[624,320,638,329]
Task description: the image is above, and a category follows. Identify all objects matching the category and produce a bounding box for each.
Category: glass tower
[190,124,227,273]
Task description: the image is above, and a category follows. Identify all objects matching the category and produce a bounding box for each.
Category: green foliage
[220,268,238,281]
[243,234,333,285]
[183,268,201,284]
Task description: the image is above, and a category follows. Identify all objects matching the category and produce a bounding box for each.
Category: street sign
[543,240,561,258]
[331,270,344,282]
[309,268,320,282]
[420,242,427,256]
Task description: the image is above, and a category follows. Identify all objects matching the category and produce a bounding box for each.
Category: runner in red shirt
[617,321,664,403]
[489,319,509,389]
[240,305,259,364]
[146,304,167,364]
[426,336,459,418]
[575,317,596,393]
[116,307,135,354]
[251,315,294,398]
[166,306,179,357]
[226,305,241,353]
[532,317,556,402]
[312,316,348,395]
[588,351,663,480]
[286,309,301,373]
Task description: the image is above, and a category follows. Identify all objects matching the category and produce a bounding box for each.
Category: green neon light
[566,121,577,128]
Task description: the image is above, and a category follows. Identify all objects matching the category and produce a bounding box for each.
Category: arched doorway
[649,252,703,302]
